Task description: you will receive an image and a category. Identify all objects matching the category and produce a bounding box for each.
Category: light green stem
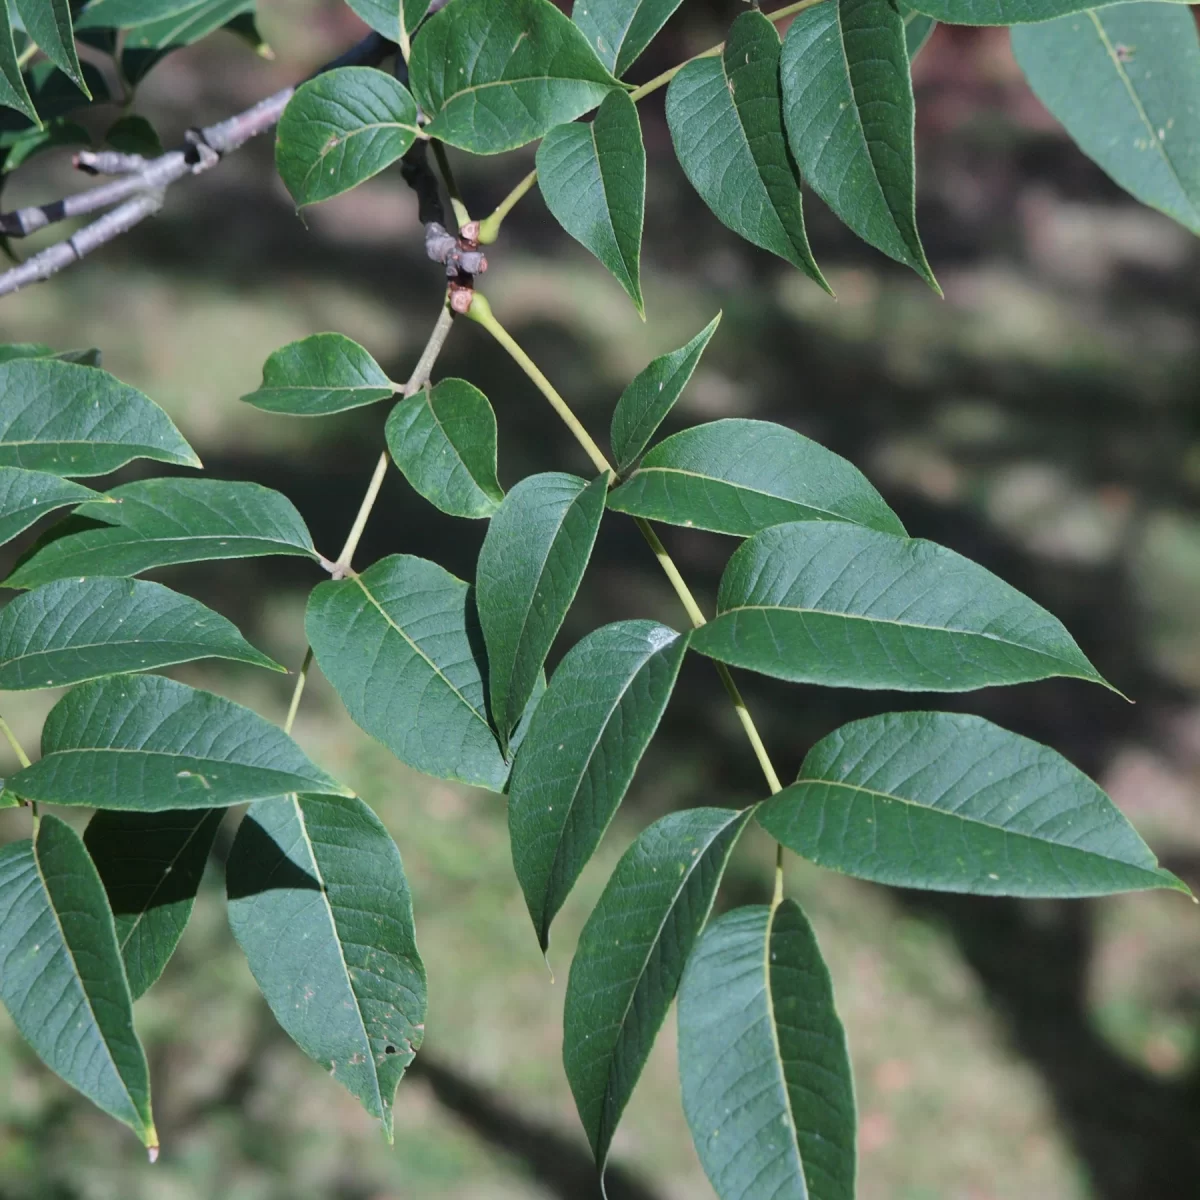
[476,0,831,243]
[467,291,785,800]
[0,716,31,769]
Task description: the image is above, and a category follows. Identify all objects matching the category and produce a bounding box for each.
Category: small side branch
[0,33,393,298]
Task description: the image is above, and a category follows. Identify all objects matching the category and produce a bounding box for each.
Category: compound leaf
[410,0,619,155]
[666,10,828,289]
[0,816,156,1148]
[564,806,751,1173]
[690,521,1108,692]
[678,901,856,1200]
[386,380,504,519]
[537,89,646,316]
[5,477,316,590]
[242,333,395,416]
[84,808,224,999]
[608,418,906,538]
[276,67,420,207]
[0,358,198,477]
[782,0,937,289]
[1011,2,1200,236]
[758,711,1187,897]
[307,554,517,792]
[508,620,688,951]
[0,467,99,548]
[609,314,720,473]
[227,793,426,1139]
[476,471,609,754]
[8,674,352,811]
[0,576,282,690]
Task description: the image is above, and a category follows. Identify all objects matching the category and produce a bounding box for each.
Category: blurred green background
[1,3,1199,1198]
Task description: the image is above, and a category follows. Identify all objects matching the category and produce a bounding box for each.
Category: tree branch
[0,31,395,298]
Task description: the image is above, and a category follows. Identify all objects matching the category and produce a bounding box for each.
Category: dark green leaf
[608,417,906,537]
[571,0,684,76]
[53,347,103,367]
[666,11,828,290]
[345,0,430,46]
[307,554,517,792]
[911,0,1191,24]
[0,789,18,809]
[9,60,109,124]
[276,67,420,208]
[8,675,352,811]
[759,711,1187,897]
[104,113,162,156]
[5,477,316,590]
[0,816,156,1148]
[537,89,645,315]
[563,806,750,1171]
[477,471,609,754]
[242,332,395,416]
[690,521,1109,691]
[2,119,90,171]
[227,793,426,1138]
[903,8,936,58]
[75,0,198,30]
[1011,3,1200,236]
[0,576,282,690]
[122,0,254,48]
[386,379,504,519]
[609,314,720,473]
[0,344,52,363]
[410,0,619,155]
[13,0,87,93]
[508,620,688,951]
[0,19,38,123]
[85,809,224,999]
[678,900,856,1200]
[782,0,937,289]
[0,358,198,477]
[0,467,98,547]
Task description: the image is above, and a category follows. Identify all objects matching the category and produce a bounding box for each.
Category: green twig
[476,0,830,244]
[466,291,785,801]
[0,715,31,770]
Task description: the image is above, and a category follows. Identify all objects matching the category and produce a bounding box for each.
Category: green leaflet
[678,901,856,1200]
[563,806,751,1173]
[607,418,906,538]
[345,0,430,45]
[410,0,619,155]
[5,477,316,590]
[8,674,352,811]
[2,118,90,172]
[508,620,688,951]
[691,521,1109,692]
[782,0,937,290]
[85,809,225,999]
[666,11,828,290]
[241,332,395,416]
[0,344,54,363]
[571,0,684,76]
[537,89,646,316]
[0,467,99,548]
[911,0,1191,24]
[609,313,720,473]
[903,8,937,58]
[0,11,38,123]
[276,67,421,208]
[476,471,609,754]
[759,712,1187,897]
[122,0,254,48]
[74,0,199,30]
[0,358,198,477]
[386,380,504,519]
[13,0,87,93]
[307,554,524,792]
[1011,3,1200,236]
[0,816,156,1148]
[105,114,164,156]
[0,577,282,690]
[227,793,426,1138]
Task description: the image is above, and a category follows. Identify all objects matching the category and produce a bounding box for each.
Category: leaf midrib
[621,463,851,518]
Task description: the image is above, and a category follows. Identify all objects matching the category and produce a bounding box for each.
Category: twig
[0,32,395,297]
